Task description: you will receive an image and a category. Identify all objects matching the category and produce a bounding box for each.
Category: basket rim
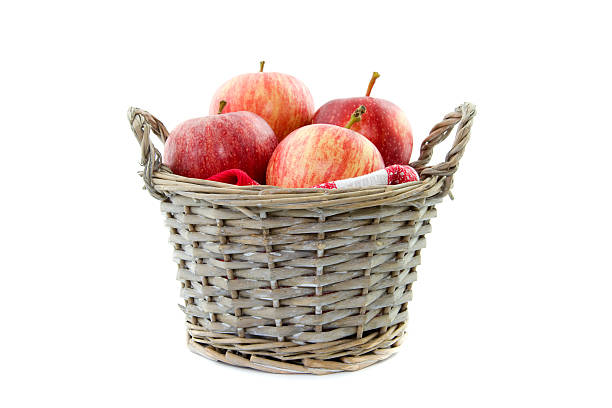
[149,170,447,210]
[149,166,429,193]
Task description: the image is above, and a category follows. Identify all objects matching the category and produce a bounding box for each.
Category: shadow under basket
[128,102,476,374]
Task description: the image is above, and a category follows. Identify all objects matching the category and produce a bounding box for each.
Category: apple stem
[344,105,367,129]
[260,61,265,72]
[218,100,227,114]
[365,72,380,97]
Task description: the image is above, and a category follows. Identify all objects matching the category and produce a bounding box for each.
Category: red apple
[312,72,413,165]
[266,106,385,188]
[164,101,277,183]
[209,61,315,141]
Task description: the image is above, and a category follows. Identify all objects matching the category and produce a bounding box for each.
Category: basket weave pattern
[128,102,476,374]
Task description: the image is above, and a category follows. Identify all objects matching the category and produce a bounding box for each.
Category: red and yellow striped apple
[209,61,315,141]
[312,72,413,165]
[165,101,277,183]
[266,106,385,188]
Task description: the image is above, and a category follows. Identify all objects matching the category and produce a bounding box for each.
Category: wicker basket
[128,102,476,374]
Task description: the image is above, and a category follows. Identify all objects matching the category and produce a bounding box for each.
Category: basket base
[186,322,406,374]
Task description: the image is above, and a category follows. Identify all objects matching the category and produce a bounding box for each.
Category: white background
[1,1,611,407]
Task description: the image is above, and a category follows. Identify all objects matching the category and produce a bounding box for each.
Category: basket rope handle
[410,102,476,194]
[127,107,170,200]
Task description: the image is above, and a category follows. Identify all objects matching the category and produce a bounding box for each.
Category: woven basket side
[164,197,440,373]
[168,197,439,335]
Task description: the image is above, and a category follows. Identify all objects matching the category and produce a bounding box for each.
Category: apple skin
[164,111,277,184]
[266,124,385,188]
[209,72,315,141]
[312,97,413,165]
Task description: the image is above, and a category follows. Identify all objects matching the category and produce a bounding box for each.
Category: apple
[209,61,315,141]
[164,101,277,183]
[312,72,413,165]
[266,106,385,188]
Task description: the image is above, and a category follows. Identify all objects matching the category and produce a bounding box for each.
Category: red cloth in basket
[206,165,419,188]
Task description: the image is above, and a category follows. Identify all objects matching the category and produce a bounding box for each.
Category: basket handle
[410,102,476,195]
[127,107,170,200]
